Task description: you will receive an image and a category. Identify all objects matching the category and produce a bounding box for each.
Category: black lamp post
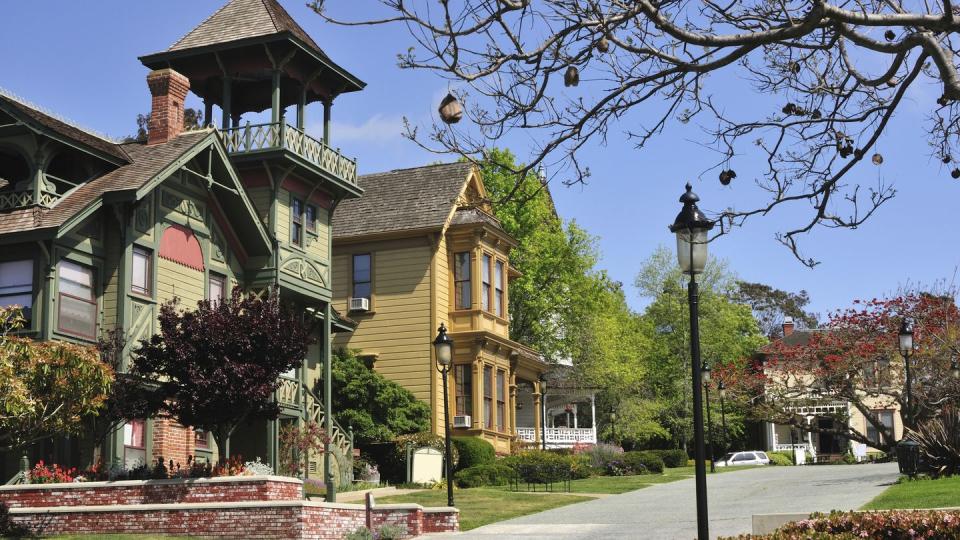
[539,374,548,451]
[898,319,914,431]
[718,381,728,455]
[433,323,455,507]
[669,183,714,540]
[702,362,715,473]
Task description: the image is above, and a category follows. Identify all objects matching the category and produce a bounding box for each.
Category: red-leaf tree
[131,290,312,463]
[726,293,960,453]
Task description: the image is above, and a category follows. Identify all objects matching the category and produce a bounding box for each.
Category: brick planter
[0,475,302,508]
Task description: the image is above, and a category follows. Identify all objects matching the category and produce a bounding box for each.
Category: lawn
[862,475,960,510]
[377,488,594,530]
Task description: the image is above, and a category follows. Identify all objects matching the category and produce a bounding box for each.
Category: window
[0,260,33,321]
[306,204,317,232]
[481,254,491,311]
[352,254,371,300]
[209,273,226,305]
[123,420,146,469]
[733,453,756,462]
[57,260,96,339]
[494,260,504,317]
[483,366,493,429]
[863,358,891,388]
[496,369,506,431]
[194,429,210,450]
[454,252,472,309]
[131,247,152,296]
[291,198,303,246]
[866,410,895,446]
[455,364,472,417]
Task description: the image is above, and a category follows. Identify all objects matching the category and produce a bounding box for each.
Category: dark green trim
[0,101,128,167]
[228,148,363,199]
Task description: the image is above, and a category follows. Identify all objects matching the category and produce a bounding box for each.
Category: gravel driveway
[438,462,899,539]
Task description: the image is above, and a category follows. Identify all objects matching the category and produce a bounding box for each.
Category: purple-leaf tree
[131,290,312,463]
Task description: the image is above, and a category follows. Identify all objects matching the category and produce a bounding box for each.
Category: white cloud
[322,114,406,143]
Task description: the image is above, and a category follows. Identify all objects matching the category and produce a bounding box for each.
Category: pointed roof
[332,162,476,240]
[168,0,322,55]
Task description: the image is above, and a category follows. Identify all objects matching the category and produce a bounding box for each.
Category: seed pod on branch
[872,153,883,165]
[438,93,463,124]
[596,36,610,53]
[564,65,580,87]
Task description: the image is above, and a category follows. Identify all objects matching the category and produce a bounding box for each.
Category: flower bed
[0,475,302,508]
[721,509,960,539]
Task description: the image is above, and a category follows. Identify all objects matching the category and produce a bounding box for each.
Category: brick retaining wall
[0,476,302,508]
[8,501,459,539]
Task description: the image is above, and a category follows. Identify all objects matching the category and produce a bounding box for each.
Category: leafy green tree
[734,281,819,338]
[0,308,113,453]
[629,247,767,450]
[329,348,431,446]
[477,148,600,361]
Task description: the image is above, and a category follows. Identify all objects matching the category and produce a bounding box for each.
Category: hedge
[451,437,496,471]
[655,449,688,468]
[502,450,589,483]
[768,451,794,466]
[454,464,516,488]
[623,451,665,474]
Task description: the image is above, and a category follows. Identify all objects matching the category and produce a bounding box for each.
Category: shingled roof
[333,162,475,240]
[168,0,323,54]
[0,131,211,238]
[0,92,129,163]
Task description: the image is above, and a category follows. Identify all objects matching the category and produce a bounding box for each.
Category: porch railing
[516,427,597,446]
[0,189,58,210]
[276,376,352,460]
[219,122,358,186]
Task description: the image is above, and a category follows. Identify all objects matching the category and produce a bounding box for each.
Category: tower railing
[219,122,358,186]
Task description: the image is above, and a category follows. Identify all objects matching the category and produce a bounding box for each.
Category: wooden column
[203,100,213,128]
[221,76,231,129]
[297,86,307,129]
[472,359,483,430]
[533,381,542,446]
[271,70,282,124]
[322,99,332,144]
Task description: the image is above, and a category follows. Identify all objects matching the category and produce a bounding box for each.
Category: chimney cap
[783,316,795,325]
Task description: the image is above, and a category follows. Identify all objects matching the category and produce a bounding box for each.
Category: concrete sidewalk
[434,462,899,539]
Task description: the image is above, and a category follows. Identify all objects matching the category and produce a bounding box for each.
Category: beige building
[331,163,549,453]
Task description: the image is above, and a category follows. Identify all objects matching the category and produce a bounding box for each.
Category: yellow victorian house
[331,163,549,453]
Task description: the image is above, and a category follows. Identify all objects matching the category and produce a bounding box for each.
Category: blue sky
[2,1,958,318]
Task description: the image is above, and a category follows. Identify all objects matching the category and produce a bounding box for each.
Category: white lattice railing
[516,427,597,445]
[220,122,358,186]
[0,189,58,210]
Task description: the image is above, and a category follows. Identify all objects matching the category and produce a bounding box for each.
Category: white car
[715,451,770,467]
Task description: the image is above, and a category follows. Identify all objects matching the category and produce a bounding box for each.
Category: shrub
[303,478,326,497]
[452,437,496,471]
[454,463,515,488]
[29,461,77,484]
[603,459,631,476]
[581,443,624,472]
[911,405,960,477]
[502,450,576,484]
[344,528,373,540]
[377,524,407,539]
[717,509,960,539]
[656,449,689,468]
[623,451,664,474]
[768,452,794,466]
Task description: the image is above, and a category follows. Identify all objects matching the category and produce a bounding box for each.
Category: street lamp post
[718,381,728,454]
[433,324,455,507]
[669,183,714,540]
[898,319,914,431]
[539,374,548,451]
[703,362,715,473]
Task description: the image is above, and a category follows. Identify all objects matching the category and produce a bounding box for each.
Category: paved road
[441,462,899,540]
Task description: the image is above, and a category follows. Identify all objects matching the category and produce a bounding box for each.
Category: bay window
[454,252,472,309]
[0,259,33,321]
[866,410,895,446]
[497,369,506,431]
[484,365,493,429]
[455,364,472,417]
[494,260,504,317]
[481,254,491,311]
[57,260,96,339]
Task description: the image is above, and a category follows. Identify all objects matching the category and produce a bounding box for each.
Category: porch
[765,400,851,462]
[514,384,597,449]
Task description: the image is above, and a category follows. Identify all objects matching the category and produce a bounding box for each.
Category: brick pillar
[151,418,196,470]
[146,69,190,145]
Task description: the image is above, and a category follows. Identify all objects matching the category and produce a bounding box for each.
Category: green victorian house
[0,0,363,494]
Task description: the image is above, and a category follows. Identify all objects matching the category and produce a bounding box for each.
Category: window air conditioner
[453,415,472,428]
[350,297,370,311]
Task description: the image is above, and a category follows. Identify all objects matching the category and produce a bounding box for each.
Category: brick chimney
[782,316,795,337]
[146,69,190,145]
